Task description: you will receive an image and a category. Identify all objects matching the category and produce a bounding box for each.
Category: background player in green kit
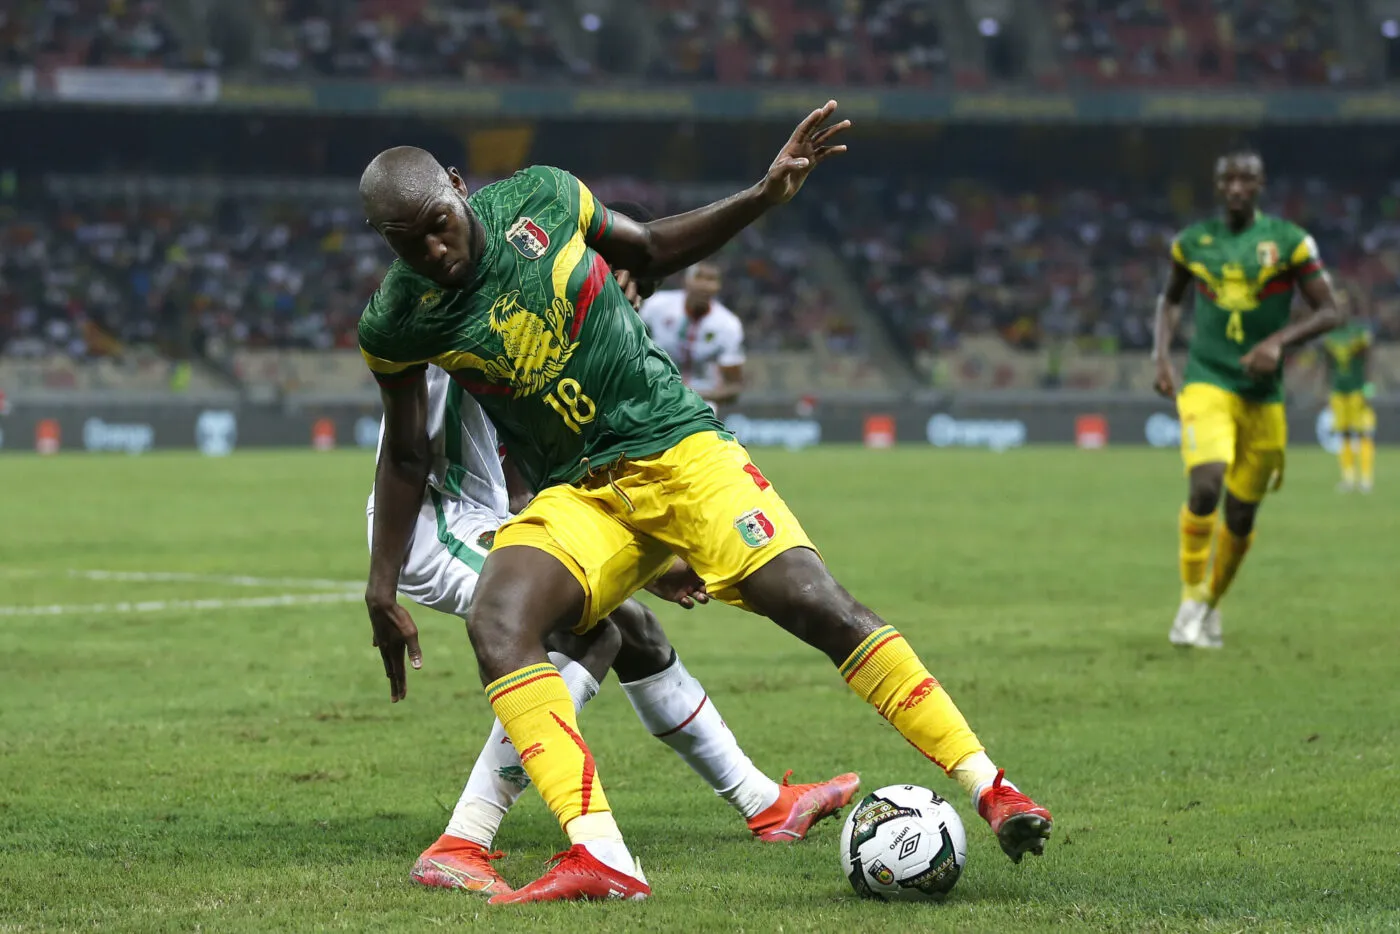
[1320,320,1376,493]
[1152,149,1344,649]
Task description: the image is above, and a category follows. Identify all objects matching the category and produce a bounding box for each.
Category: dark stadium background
[3,0,1399,454]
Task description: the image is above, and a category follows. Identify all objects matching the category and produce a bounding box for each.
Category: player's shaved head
[360,146,481,287]
[360,146,456,226]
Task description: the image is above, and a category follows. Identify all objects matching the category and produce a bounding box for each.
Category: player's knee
[609,599,675,682]
[743,551,876,663]
[1187,467,1225,515]
[463,582,538,679]
[546,619,621,684]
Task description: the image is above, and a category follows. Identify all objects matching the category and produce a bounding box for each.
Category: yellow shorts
[1330,391,1376,435]
[1176,382,1286,503]
[494,430,816,631]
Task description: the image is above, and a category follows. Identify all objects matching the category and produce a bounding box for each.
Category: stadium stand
[0,175,881,394]
[4,0,1372,85]
[1054,0,1351,86]
[7,170,1400,394]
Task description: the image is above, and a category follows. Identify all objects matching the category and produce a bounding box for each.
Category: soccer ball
[839,784,967,902]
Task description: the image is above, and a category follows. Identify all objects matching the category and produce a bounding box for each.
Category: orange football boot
[976,770,1053,863]
[747,770,861,842]
[410,834,513,896]
[488,845,650,904]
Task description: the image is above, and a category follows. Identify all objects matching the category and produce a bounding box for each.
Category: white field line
[0,568,361,589]
[67,570,363,589]
[0,591,362,617]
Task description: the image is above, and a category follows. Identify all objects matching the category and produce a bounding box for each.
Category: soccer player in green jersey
[1152,150,1344,649]
[357,102,1052,903]
[1320,320,1376,492]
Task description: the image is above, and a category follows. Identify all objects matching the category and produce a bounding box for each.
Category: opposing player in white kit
[639,262,746,407]
[367,236,857,897]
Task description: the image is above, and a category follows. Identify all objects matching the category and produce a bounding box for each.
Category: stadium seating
[4,0,1362,86]
[5,171,1399,394]
[1054,0,1349,86]
[1,176,878,394]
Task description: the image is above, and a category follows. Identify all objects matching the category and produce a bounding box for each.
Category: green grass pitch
[1,447,1396,933]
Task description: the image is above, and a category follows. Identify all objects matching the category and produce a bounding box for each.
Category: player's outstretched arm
[366,372,429,702]
[1241,270,1345,379]
[594,101,850,280]
[1151,262,1192,398]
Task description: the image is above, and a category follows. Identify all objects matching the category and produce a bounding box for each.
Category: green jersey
[358,165,723,489]
[1321,323,1371,394]
[1172,212,1325,402]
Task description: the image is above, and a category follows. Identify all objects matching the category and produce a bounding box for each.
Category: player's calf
[738,548,1052,861]
[605,597,677,683]
[468,546,640,890]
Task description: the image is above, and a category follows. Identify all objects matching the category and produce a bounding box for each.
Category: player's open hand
[1240,337,1283,379]
[1153,358,1178,399]
[645,558,711,610]
[760,100,850,206]
[366,593,422,702]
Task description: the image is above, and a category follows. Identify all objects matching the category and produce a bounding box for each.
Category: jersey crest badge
[1256,241,1279,268]
[419,289,443,309]
[735,509,775,548]
[1199,235,1213,246]
[506,217,550,260]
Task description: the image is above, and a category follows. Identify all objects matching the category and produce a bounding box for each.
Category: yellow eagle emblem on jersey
[1186,248,1286,344]
[488,290,578,396]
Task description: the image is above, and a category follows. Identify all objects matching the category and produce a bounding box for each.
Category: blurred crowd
[2,0,1378,86]
[647,0,948,86]
[2,0,195,69]
[0,179,859,361]
[0,193,380,359]
[257,0,572,81]
[7,173,1399,374]
[1056,0,1351,86]
[820,175,1400,368]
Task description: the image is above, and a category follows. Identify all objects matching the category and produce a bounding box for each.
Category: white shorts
[366,488,508,619]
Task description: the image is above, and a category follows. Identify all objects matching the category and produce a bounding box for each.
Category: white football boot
[1169,598,1208,647]
[1193,606,1223,649]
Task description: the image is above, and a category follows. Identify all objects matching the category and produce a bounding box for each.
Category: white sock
[958,751,1008,807]
[568,812,640,878]
[444,652,600,846]
[620,653,779,820]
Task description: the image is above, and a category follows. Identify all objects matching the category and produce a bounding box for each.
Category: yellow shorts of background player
[1329,391,1376,435]
[493,430,816,631]
[1176,382,1287,504]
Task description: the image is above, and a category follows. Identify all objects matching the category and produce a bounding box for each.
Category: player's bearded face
[379,184,477,289]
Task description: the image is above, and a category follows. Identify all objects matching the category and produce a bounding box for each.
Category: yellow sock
[486,663,609,836]
[1207,523,1254,607]
[1360,435,1375,485]
[840,626,985,793]
[1179,505,1215,602]
[1339,438,1357,484]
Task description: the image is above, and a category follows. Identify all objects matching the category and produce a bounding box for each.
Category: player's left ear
[447,167,468,194]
